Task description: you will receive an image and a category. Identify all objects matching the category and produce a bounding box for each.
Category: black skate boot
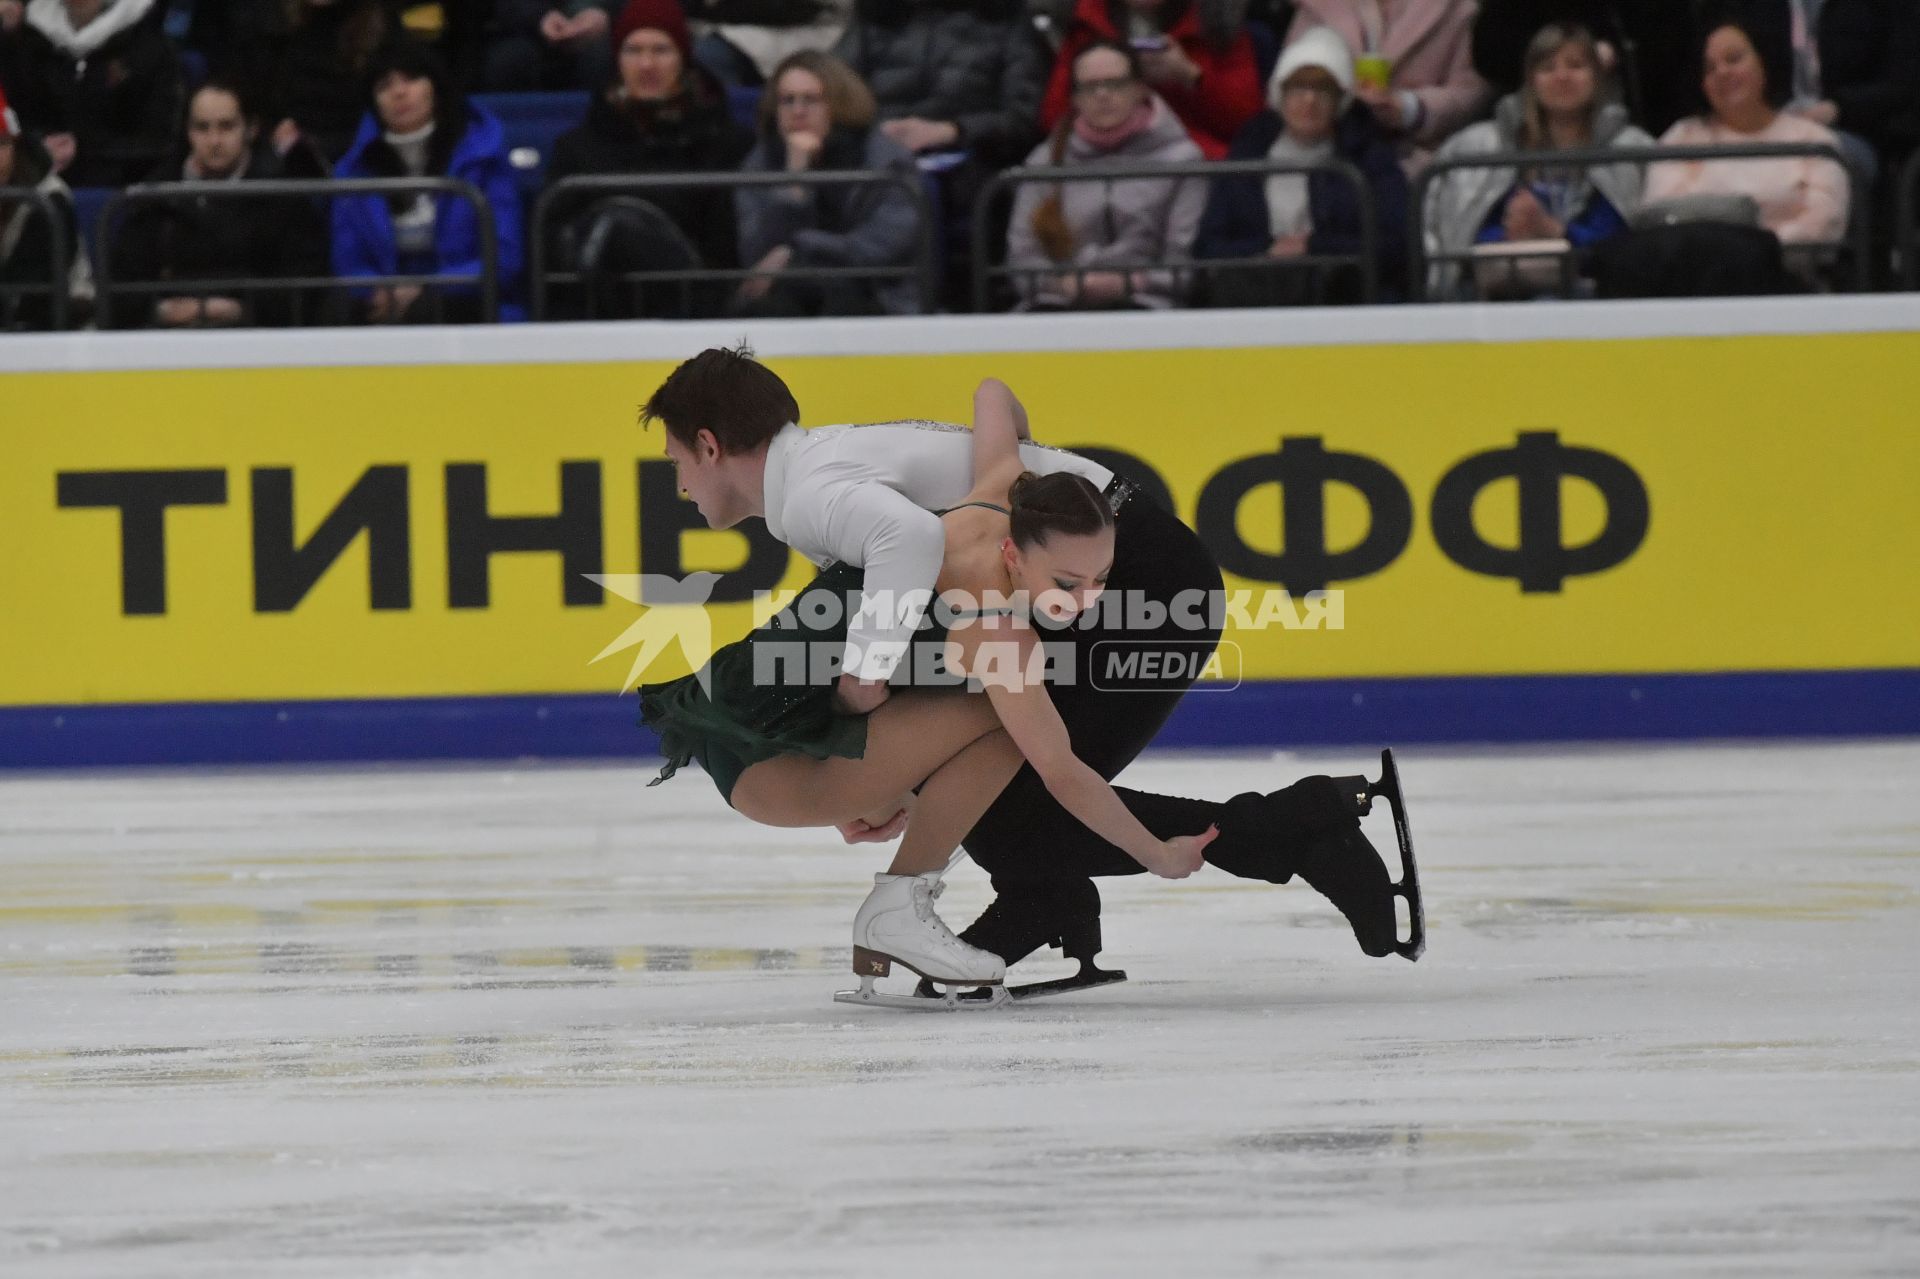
[920,878,1127,1002]
[1208,752,1424,961]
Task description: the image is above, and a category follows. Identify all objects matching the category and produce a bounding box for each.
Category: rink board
[3,299,1917,765]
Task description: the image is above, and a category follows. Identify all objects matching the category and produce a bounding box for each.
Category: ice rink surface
[3,740,1918,1277]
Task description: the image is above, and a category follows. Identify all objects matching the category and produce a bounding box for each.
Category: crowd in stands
[1,0,1917,330]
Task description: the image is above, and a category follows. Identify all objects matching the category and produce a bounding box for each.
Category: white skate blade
[833,977,1011,1013]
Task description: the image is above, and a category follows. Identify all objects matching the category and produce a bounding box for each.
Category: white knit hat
[1269,25,1355,113]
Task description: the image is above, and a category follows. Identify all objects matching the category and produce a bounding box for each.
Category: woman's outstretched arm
[969,378,1032,495]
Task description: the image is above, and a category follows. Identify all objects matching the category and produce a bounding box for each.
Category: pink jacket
[1646,114,1851,247]
[1285,0,1488,166]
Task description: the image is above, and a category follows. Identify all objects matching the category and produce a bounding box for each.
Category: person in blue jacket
[1194,25,1408,306]
[329,39,525,323]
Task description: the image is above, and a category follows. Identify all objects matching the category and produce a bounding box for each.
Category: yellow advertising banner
[5,329,1918,708]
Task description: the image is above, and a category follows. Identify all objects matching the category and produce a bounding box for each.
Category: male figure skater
[642,346,1414,982]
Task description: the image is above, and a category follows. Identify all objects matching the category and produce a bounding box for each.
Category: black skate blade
[913,963,1128,1005]
[1007,963,1128,1002]
[1369,749,1425,961]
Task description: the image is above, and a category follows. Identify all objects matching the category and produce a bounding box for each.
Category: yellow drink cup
[1355,53,1393,90]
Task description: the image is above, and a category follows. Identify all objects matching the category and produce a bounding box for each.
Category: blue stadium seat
[69,187,115,270]
[726,85,764,134]
[472,90,592,204]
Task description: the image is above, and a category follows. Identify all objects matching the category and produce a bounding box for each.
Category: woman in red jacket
[1041,0,1262,159]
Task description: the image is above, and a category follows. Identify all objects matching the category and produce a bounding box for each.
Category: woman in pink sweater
[1645,17,1848,247]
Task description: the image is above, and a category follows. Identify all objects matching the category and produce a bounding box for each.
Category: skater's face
[662,428,738,527]
[1003,527,1114,623]
[620,29,684,102]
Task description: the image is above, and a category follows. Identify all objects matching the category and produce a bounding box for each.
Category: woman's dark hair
[1693,8,1793,114]
[287,0,389,74]
[1008,470,1114,549]
[641,343,801,454]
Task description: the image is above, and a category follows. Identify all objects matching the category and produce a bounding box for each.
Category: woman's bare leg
[886,730,1024,876]
[728,692,1000,828]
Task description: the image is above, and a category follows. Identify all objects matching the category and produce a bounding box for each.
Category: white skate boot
[836,873,1008,1012]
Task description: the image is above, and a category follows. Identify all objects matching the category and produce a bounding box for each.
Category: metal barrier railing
[971,156,1380,312]
[1899,149,1920,291]
[530,170,938,321]
[1412,141,1871,301]
[95,178,501,326]
[0,188,73,332]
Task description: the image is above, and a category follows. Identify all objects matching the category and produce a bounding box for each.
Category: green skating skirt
[637,563,960,806]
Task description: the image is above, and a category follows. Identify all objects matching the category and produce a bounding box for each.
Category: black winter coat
[106,145,330,328]
[545,76,754,271]
[1818,0,1920,160]
[1194,105,1409,297]
[0,12,183,186]
[835,0,1047,165]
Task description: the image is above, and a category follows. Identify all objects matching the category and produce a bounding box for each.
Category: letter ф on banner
[1195,437,1414,593]
[1431,431,1651,593]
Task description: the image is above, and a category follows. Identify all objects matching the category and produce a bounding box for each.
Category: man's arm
[809,481,947,703]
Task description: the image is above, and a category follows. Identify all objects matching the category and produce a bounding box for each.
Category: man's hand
[833,672,890,715]
[880,117,960,153]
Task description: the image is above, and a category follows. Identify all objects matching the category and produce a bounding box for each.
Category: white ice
[2,741,1918,1277]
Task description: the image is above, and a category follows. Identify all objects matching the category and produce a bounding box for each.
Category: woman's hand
[1355,82,1404,130]
[1140,43,1200,89]
[44,133,77,173]
[1792,99,1840,127]
[839,794,912,844]
[784,129,824,173]
[1142,825,1217,879]
[1268,232,1310,258]
[736,244,793,303]
[1502,187,1562,240]
[1077,271,1129,304]
[881,117,959,153]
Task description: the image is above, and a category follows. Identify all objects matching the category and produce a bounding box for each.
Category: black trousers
[958,497,1362,924]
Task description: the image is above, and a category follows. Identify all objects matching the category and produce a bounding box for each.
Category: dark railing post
[95,177,499,326]
[970,157,1377,313]
[1411,141,1867,303]
[0,189,71,331]
[1899,150,1920,292]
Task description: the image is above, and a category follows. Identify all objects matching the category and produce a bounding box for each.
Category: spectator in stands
[238,0,398,169]
[685,0,852,91]
[1195,25,1407,304]
[834,0,1046,167]
[1470,2,1698,135]
[1424,21,1647,297]
[1285,0,1486,172]
[0,80,84,329]
[1644,15,1848,251]
[483,0,620,91]
[1007,39,1205,309]
[0,0,183,185]
[543,0,751,318]
[106,78,329,328]
[1811,0,1919,170]
[1041,1,1264,160]
[732,49,923,315]
[330,40,525,322]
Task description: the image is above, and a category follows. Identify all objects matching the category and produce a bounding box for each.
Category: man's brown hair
[641,344,801,454]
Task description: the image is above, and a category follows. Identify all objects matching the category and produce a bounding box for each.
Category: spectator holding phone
[1041,0,1264,159]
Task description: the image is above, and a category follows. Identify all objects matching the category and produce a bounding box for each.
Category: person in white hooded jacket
[1003,36,1206,310]
[0,0,182,185]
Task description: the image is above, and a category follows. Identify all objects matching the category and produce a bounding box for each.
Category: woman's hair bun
[1007,470,1113,549]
